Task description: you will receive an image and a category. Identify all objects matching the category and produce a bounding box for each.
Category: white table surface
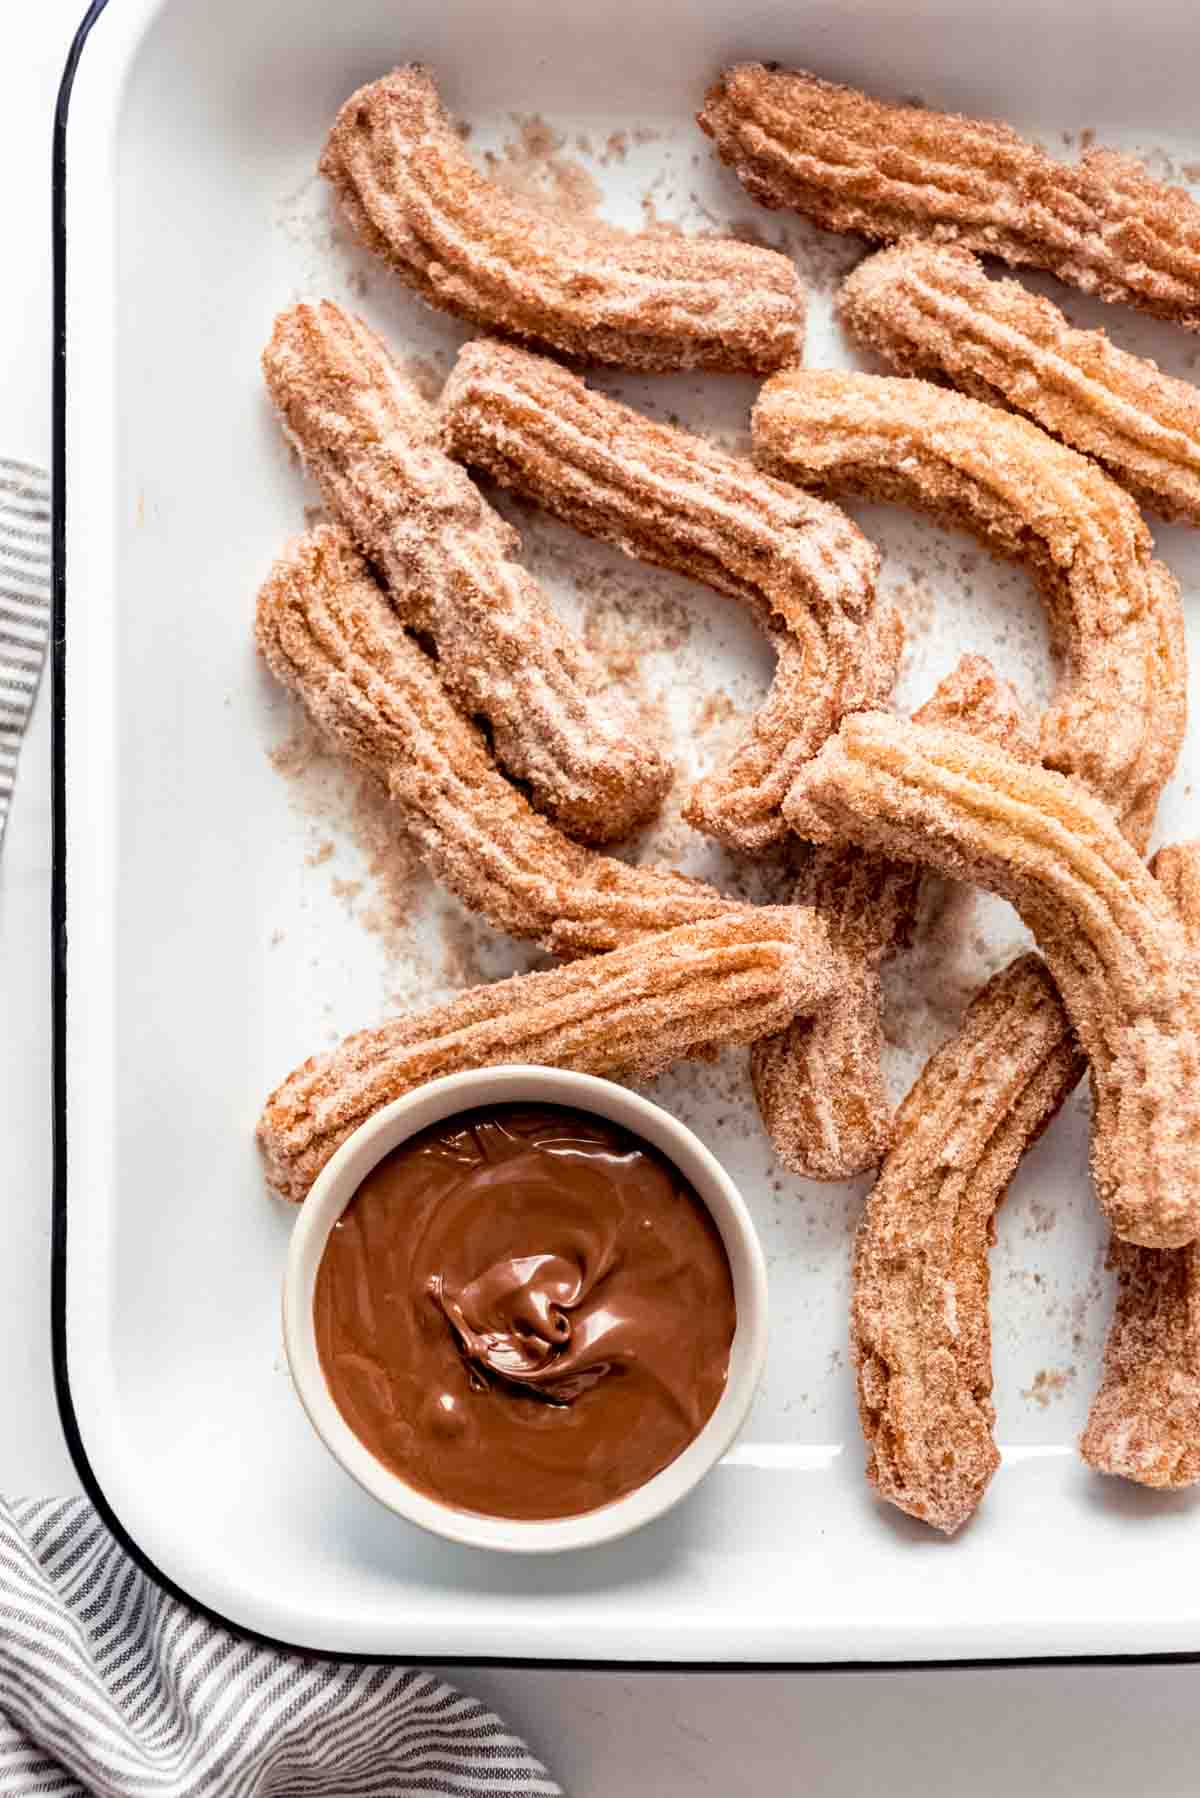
[8,6,1200,1793]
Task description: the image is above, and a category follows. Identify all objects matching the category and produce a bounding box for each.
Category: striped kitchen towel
[0,1496,562,1797]
[0,459,50,844]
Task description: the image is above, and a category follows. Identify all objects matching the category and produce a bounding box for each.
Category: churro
[321,64,806,373]
[256,525,732,956]
[751,654,1032,1181]
[441,337,889,851]
[854,954,1085,1532]
[699,65,1200,329]
[257,909,842,1203]
[787,713,1200,1249]
[1082,842,1200,1488]
[839,240,1200,526]
[754,368,1187,850]
[262,300,669,844]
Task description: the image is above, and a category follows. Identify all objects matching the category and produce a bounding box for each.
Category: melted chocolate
[314,1103,736,1520]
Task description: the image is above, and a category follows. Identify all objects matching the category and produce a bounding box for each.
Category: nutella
[314,1103,736,1520]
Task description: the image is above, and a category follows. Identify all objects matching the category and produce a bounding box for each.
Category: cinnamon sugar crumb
[397,352,448,405]
[268,725,321,779]
[486,115,604,221]
[1022,1366,1076,1408]
[692,689,737,734]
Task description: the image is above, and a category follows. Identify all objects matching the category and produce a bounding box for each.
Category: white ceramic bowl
[282,1065,768,1553]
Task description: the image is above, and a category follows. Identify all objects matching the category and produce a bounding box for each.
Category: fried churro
[441,337,889,851]
[257,908,842,1203]
[320,65,806,373]
[256,525,732,956]
[754,368,1187,850]
[854,954,1085,1532]
[699,65,1200,329]
[751,655,1032,1181]
[787,713,1200,1249]
[839,240,1200,526]
[262,301,669,844]
[1082,842,1200,1488]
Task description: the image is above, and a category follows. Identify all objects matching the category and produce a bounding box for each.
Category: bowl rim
[282,1064,770,1554]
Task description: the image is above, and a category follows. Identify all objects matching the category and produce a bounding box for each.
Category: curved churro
[257,908,842,1203]
[256,525,730,957]
[1083,842,1200,1489]
[754,368,1187,850]
[262,301,669,844]
[699,64,1200,329]
[853,954,1085,1533]
[786,714,1200,1249]
[751,654,1033,1181]
[321,64,806,373]
[839,241,1200,526]
[440,337,888,852]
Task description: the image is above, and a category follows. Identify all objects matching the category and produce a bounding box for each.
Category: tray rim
[48,0,1200,1670]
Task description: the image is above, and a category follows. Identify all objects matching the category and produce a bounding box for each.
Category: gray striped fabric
[0,1497,562,1796]
[0,459,50,843]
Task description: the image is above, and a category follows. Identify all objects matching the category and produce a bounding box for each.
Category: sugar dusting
[485,115,605,221]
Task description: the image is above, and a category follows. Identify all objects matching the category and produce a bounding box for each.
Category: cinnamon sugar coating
[700,65,1200,329]
[754,369,1187,853]
[255,525,731,957]
[751,654,1032,1181]
[257,908,843,1203]
[440,337,890,852]
[840,240,1200,526]
[321,64,806,372]
[853,954,1084,1532]
[262,300,669,844]
[1082,842,1200,1488]
[787,715,1200,1250]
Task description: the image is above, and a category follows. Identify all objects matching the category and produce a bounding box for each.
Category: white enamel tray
[55,0,1200,1662]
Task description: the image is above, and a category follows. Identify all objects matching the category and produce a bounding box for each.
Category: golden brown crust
[853,954,1084,1532]
[839,240,1200,526]
[1082,842,1200,1488]
[255,526,732,956]
[751,654,1034,1182]
[261,301,670,845]
[786,714,1200,1249]
[753,368,1187,852]
[700,64,1200,329]
[321,64,806,372]
[256,908,843,1202]
[440,337,889,852]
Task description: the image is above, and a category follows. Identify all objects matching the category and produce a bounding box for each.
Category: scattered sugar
[485,115,605,221]
[692,688,737,734]
[398,350,452,405]
[1022,1366,1077,1409]
[264,716,423,971]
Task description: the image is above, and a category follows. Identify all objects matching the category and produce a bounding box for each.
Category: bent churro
[839,240,1200,526]
[853,954,1085,1533]
[441,337,889,852]
[700,64,1200,329]
[256,525,732,956]
[262,300,669,844]
[257,908,843,1203]
[321,64,806,373]
[1082,842,1200,1489]
[787,714,1200,1249]
[751,654,1033,1182]
[754,368,1187,850]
